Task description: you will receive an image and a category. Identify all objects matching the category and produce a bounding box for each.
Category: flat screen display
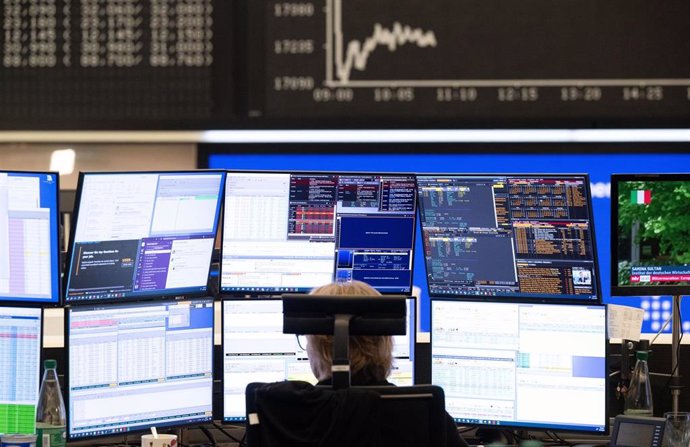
[222,298,416,422]
[221,172,417,295]
[67,298,214,439]
[0,306,42,435]
[612,174,690,296]
[65,171,225,303]
[0,171,60,304]
[431,300,607,433]
[417,174,600,302]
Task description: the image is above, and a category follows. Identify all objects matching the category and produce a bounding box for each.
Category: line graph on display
[326,0,437,84]
[323,0,690,88]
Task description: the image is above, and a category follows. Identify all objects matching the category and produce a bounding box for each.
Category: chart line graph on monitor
[323,0,689,88]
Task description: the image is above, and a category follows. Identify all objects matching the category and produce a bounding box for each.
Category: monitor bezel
[64,297,215,441]
[430,297,609,435]
[0,170,61,306]
[0,304,44,432]
[416,173,602,304]
[219,169,419,297]
[63,170,226,305]
[219,295,418,423]
[611,173,690,297]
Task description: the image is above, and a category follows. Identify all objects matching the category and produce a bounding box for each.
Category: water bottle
[624,349,653,416]
[35,360,66,447]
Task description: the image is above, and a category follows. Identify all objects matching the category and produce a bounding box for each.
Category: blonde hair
[305,281,394,383]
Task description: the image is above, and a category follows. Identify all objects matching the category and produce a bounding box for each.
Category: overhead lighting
[201,128,690,143]
[49,149,76,175]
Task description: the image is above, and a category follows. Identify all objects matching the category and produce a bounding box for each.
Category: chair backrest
[245,381,448,447]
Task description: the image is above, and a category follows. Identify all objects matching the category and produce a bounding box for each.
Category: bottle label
[35,426,66,447]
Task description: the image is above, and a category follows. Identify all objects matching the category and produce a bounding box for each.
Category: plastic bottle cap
[44,359,57,369]
[636,351,649,361]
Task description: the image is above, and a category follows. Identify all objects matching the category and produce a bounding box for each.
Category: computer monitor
[0,171,60,305]
[0,306,42,435]
[65,171,225,303]
[221,171,417,295]
[66,298,214,439]
[611,174,690,296]
[431,299,607,433]
[221,298,416,422]
[417,174,600,302]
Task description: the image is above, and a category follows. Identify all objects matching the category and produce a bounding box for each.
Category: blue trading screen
[0,171,60,304]
[207,150,690,334]
[67,298,214,439]
[417,175,599,301]
[65,172,225,303]
[221,172,417,294]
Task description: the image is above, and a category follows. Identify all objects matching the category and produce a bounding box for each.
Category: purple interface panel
[134,238,174,292]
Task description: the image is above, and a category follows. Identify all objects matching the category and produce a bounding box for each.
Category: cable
[650,313,673,346]
[198,426,217,447]
[665,297,684,390]
[211,422,244,444]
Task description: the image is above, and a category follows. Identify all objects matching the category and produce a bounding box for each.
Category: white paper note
[607,304,645,341]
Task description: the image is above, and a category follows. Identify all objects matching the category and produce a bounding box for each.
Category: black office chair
[243,295,449,447]
[245,380,448,447]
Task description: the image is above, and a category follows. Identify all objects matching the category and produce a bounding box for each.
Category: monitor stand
[670,295,683,413]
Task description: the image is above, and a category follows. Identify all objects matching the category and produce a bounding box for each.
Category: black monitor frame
[220,295,418,423]
[611,173,690,297]
[417,173,602,304]
[63,170,226,305]
[64,297,215,441]
[430,297,609,435]
[219,170,418,297]
[0,304,44,433]
[0,170,61,307]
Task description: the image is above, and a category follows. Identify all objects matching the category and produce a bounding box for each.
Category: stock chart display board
[0,0,234,129]
[248,0,690,126]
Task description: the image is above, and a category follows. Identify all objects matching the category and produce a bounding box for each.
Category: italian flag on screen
[631,190,652,204]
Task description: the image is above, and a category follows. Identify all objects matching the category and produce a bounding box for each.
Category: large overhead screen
[222,298,416,422]
[432,300,607,433]
[0,306,42,435]
[248,0,690,126]
[221,172,417,295]
[417,174,600,302]
[0,171,60,305]
[65,172,225,304]
[67,298,214,439]
[612,174,690,296]
[0,0,235,130]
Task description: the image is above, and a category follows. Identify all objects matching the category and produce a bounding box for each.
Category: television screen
[221,171,417,295]
[612,174,690,296]
[432,300,607,433]
[417,174,600,302]
[0,171,60,304]
[0,306,42,435]
[67,298,214,439]
[65,171,225,303]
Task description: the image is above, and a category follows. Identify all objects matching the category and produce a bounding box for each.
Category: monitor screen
[67,298,214,439]
[0,171,60,304]
[222,298,416,422]
[612,174,690,296]
[221,172,417,295]
[417,174,600,302]
[0,306,42,435]
[431,300,606,433]
[65,172,225,303]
